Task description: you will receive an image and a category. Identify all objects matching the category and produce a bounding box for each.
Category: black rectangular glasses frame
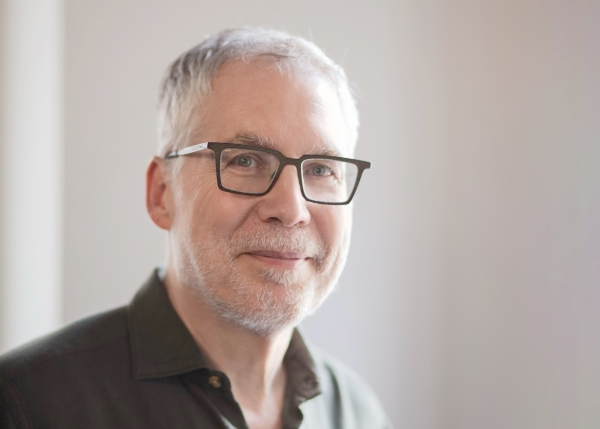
[165,142,371,205]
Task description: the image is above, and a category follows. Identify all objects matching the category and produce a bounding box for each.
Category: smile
[243,250,309,269]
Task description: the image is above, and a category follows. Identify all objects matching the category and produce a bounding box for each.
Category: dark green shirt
[0,270,391,428]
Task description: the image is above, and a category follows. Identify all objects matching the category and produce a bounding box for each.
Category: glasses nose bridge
[271,158,304,195]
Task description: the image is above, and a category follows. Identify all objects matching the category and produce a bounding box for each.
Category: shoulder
[0,307,130,428]
[309,345,393,428]
[0,306,128,384]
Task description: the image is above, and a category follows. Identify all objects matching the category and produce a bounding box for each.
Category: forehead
[197,60,351,157]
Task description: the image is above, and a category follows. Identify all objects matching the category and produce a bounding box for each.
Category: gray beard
[178,223,341,337]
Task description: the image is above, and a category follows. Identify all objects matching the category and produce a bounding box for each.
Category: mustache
[226,224,327,264]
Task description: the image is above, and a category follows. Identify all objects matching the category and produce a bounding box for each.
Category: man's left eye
[306,164,333,177]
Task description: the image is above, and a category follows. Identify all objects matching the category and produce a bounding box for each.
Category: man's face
[167,61,353,336]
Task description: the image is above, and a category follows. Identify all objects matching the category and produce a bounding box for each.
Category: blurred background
[1,0,599,428]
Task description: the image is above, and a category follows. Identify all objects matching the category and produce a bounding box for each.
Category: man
[0,28,390,428]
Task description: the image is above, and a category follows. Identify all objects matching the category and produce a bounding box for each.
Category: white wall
[2,1,600,428]
[0,0,63,352]
[437,2,600,427]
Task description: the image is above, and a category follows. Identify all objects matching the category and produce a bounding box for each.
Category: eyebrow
[307,144,342,157]
[225,133,276,148]
[223,132,343,157]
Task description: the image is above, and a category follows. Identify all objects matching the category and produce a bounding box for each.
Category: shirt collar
[284,329,322,400]
[128,269,210,379]
[127,269,322,401]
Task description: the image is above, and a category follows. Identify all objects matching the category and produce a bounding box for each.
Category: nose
[256,164,311,227]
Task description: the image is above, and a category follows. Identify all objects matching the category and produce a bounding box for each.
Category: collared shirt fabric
[0,270,392,429]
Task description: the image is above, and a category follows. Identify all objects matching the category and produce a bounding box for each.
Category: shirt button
[208,375,222,388]
[304,377,319,389]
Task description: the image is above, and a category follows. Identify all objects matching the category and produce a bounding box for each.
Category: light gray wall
[0,0,63,351]
[436,2,600,427]
[0,0,5,343]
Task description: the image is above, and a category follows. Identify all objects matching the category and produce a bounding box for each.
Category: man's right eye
[232,155,257,168]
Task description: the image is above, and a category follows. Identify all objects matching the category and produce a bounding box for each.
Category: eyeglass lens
[219,148,358,203]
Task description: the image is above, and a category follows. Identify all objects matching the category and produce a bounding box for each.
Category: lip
[243,250,309,268]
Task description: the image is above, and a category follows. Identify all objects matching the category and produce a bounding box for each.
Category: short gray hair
[157,27,359,158]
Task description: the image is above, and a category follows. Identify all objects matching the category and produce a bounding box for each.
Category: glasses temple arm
[164,142,209,159]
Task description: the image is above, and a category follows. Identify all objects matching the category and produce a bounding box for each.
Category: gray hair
[157,27,359,159]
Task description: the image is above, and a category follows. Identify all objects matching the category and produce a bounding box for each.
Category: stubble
[178,223,344,337]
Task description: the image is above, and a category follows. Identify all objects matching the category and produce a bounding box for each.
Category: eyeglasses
[165,142,371,205]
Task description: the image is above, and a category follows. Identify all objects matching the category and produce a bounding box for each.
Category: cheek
[314,206,353,253]
[177,184,257,242]
[170,168,218,235]
[208,196,257,238]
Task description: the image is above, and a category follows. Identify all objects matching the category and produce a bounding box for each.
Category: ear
[146,157,172,230]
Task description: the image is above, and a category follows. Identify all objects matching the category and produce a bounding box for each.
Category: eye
[304,163,335,178]
[312,165,332,176]
[230,154,259,168]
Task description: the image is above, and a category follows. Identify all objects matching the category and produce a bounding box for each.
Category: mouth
[243,250,309,269]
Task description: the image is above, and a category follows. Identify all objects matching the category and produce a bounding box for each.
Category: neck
[164,267,292,422]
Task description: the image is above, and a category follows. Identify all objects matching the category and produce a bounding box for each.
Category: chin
[206,271,331,337]
[257,267,307,287]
